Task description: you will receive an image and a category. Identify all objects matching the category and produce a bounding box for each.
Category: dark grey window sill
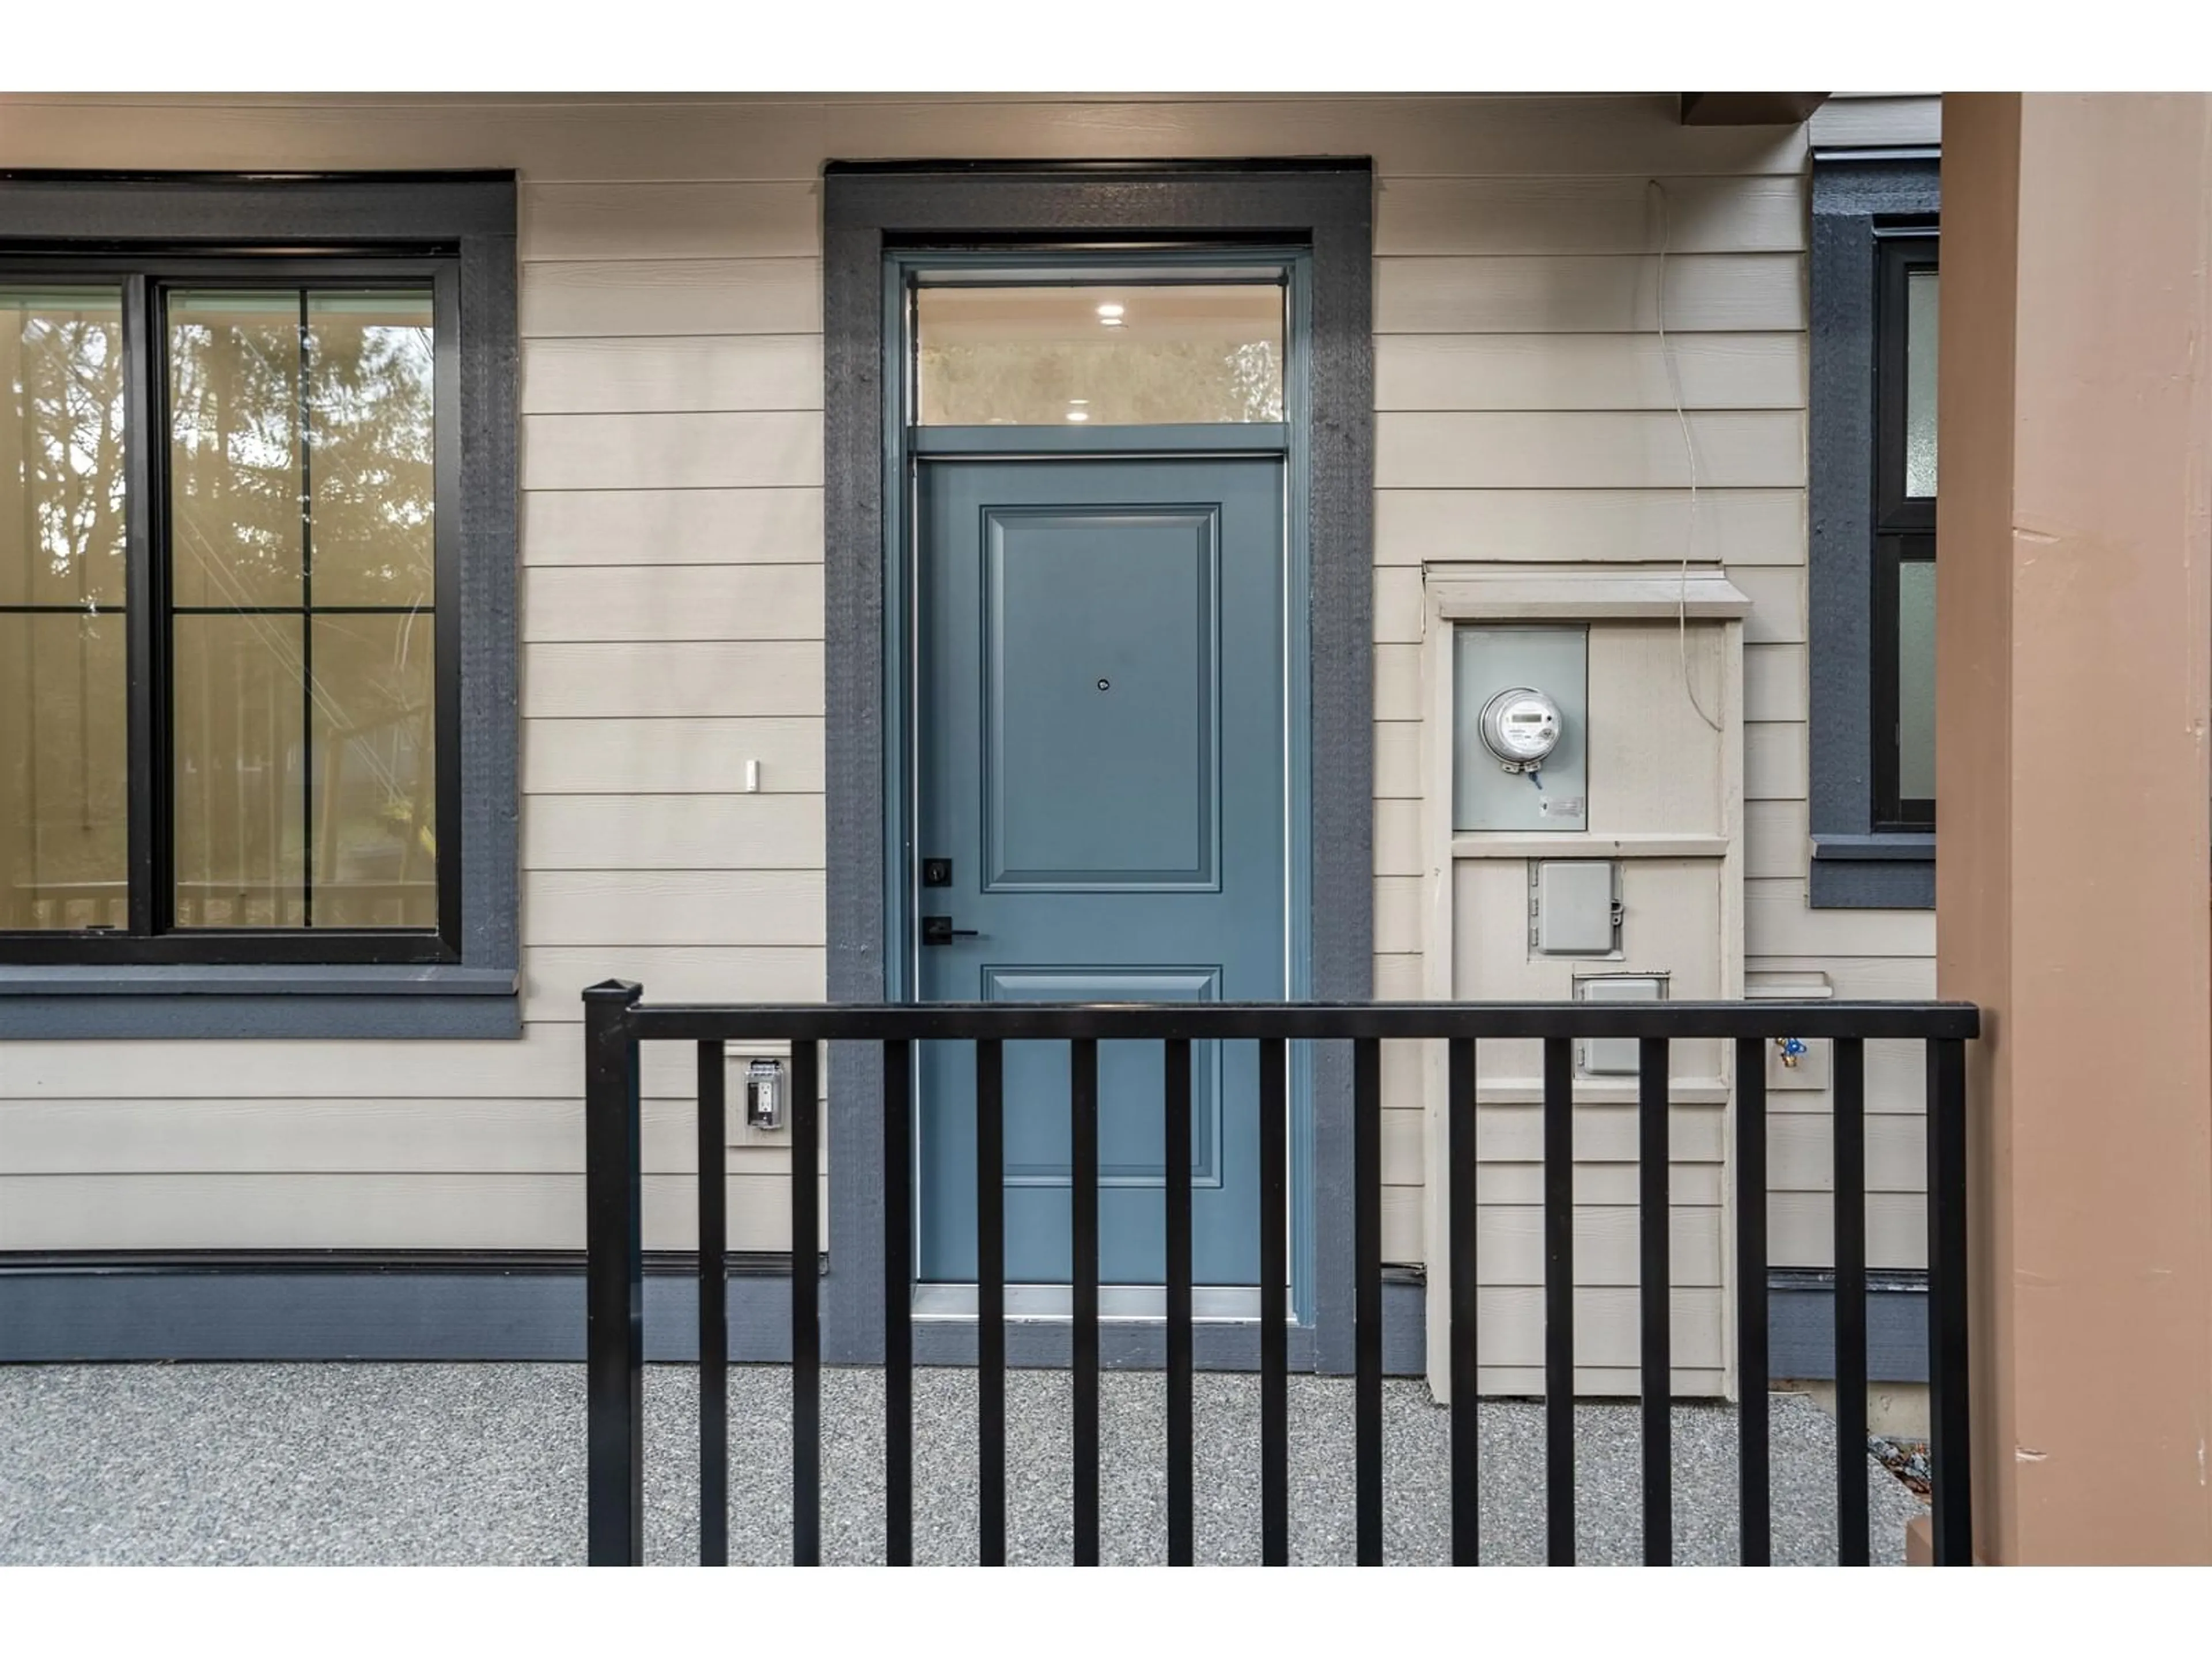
[1810,834,1934,909]
[1812,832,1934,861]
[0,964,520,1040]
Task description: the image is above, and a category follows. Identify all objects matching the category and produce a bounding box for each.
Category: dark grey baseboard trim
[3,1252,1919,1381]
[0,1253,1426,1372]
[1768,1268,1931,1383]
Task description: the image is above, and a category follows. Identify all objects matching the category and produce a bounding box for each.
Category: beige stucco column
[1937,92,2212,1564]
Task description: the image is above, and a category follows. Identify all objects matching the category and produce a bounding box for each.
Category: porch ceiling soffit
[1680,93,1831,126]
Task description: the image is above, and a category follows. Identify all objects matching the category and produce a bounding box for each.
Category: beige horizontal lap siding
[1370,126,1805,1393]
[0,95,1859,1310]
[0,94,836,1253]
[1806,94,1943,151]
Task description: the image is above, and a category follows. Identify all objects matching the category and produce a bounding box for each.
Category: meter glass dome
[1479,687,1562,770]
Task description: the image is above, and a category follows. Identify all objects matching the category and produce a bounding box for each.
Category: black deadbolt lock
[922,857,952,888]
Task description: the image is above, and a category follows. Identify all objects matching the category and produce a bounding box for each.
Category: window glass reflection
[917,283,1285,426]
[2,287,128,929]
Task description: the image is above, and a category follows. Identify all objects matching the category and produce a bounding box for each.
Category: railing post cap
[582,979,643,1006]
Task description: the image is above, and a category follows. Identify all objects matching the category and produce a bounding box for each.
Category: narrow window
[1871,233,1938,834]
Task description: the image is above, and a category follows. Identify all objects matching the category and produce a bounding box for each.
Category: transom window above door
[912,278,1285,426]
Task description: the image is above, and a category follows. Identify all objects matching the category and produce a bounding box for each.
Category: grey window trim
[1808,153,1940,910]
[0,173,519,1039]
[821,161,1374,1373]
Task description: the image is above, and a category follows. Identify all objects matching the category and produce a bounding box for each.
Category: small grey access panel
[1577,972,1666,1075]
[1455,625,1588,832]
[1533,859,1619,956]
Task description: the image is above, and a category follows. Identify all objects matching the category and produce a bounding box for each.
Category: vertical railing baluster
[1258,1037,1289,1566]
[1354,1037,1383,1567]
[883,1038,914,1567]
[976,1038,1007,1567]
[698,1041,729,1567]
[1638,1036,1673,1567]
[1925,1036,1972,1566]
[790,1037,821,1566]
[1071,1038,1101,1566]
[1543,1035,1575,1566]
[1164,1036,1195,1567]
[584,980,645,1567]
[1832,1036,1869,1566]
[1734,1037,1772,1566]
[1447,1036,1480,1566]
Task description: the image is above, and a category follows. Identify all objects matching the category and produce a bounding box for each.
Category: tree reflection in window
[916,283,1285,426]
[2,289,129,929]
[167,289,437,930]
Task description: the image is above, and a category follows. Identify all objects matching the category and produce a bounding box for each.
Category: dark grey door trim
[820,161,1376,1372]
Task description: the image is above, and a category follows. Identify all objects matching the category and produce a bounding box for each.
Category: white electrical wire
[1649,179,1725,735]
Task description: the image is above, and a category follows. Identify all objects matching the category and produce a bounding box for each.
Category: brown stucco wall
[1938,92,2212,1564]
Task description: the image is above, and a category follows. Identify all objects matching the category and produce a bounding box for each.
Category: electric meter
[1478,687,1563,774]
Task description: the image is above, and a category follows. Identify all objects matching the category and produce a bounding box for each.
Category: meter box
[1454,625,1588,833]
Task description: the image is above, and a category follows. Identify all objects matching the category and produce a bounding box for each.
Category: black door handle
[921,915,979,946]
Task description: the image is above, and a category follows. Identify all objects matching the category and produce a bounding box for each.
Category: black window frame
[1807,151,1940,910]
[1,253,461,966]
[0,175,518,1038]
[1869,228,1938,834]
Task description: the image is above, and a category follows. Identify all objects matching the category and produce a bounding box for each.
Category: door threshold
[911,1283,1266,1323]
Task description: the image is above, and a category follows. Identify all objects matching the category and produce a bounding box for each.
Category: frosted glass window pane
[309,612,437,929]
[173,613,307,928]
[307,291,435,608]
[169,292,306,608]
[1906,270,1939,498]
[0,615,128,929]
[1897,559,1937,802]
[2,287,127,607]
[916,283,1283,425]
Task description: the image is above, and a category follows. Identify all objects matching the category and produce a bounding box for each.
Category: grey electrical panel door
[1455,624,1589,832]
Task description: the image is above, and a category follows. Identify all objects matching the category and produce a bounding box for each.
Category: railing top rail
[583,984,1979,1043]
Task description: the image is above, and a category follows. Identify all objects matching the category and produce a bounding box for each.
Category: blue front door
[915,456,1286,1286]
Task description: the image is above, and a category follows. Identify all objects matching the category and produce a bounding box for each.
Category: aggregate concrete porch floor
[0,1365,1926,1566]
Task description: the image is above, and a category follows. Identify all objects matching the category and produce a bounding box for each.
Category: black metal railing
[582,985,1979,1567]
